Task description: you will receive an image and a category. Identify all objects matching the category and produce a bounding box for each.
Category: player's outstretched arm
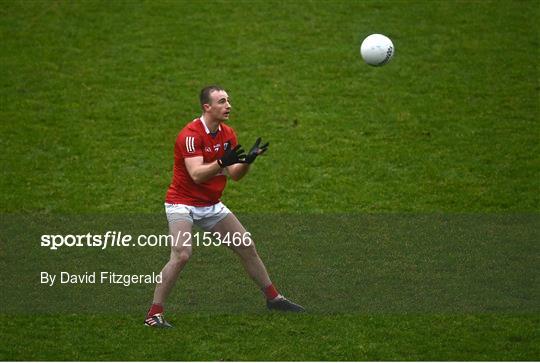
[185,145,246,184]
[226,163,249,181]
[185,156,222,184]
[227,137,269,181]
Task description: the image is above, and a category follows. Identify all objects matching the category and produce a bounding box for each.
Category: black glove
[217,144,246,167]
[244,137,269,164]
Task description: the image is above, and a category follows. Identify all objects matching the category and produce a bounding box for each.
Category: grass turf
[1,314,539,361]
[1,0,538,213]
[1,0,539,360]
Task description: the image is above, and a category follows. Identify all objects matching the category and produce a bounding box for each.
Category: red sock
[263,284,280,300]
[147,303,163,317]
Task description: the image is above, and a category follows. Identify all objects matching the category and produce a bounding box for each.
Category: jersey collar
[200,115,221,134]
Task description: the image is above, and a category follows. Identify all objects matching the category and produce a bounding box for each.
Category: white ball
[360,34,394,66]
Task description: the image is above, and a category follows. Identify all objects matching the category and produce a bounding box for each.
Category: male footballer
[145,85,304,327]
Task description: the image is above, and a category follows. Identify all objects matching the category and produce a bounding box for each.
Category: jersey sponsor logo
[185,136,196,153]
[214,144,221,152]
[204,146,212,152]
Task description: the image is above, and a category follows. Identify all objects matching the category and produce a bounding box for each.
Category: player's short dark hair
[200,85,225,109]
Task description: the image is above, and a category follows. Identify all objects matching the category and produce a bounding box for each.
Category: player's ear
[202,103,211,112]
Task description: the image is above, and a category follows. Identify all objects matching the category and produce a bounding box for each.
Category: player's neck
[201,114,220,133]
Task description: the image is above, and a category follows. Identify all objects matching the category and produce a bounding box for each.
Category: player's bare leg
[153,219,193,304]
[211,213,271,287]
[211,213,305,312]
[145,219,193,327]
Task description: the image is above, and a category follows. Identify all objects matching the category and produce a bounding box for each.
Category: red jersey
[165,118,238,206]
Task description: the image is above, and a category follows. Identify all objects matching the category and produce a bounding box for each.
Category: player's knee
[171,248,191,266]
[178,250,192,264]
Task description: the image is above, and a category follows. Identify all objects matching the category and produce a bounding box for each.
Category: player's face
[207,90,231,122]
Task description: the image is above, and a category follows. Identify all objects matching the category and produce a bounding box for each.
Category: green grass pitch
[1,0,539,360]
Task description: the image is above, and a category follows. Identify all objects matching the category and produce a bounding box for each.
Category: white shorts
[164,202,231,230]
